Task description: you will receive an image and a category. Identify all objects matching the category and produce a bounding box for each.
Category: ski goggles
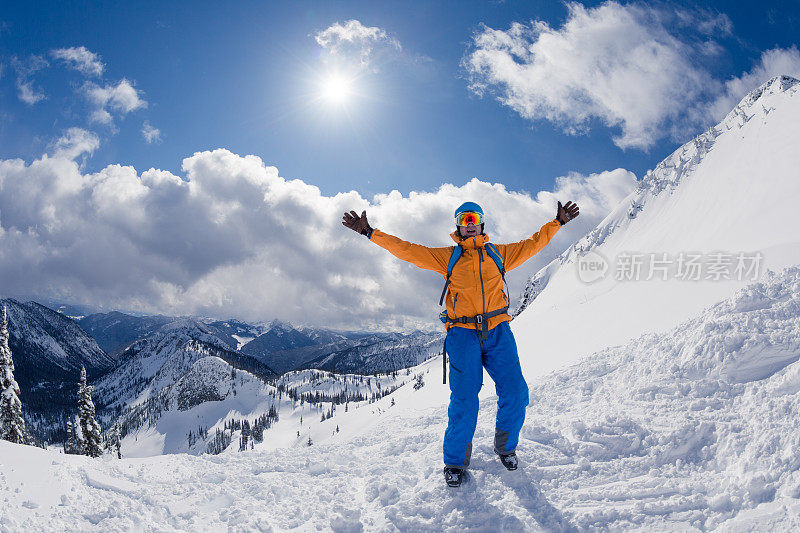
[455,211,484,226]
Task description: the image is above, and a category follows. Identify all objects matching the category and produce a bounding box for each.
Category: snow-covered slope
[115,355,275,456]
[5,267,800,530]
[518,265,800,530]
[114,355,420,457]
[514,75,800,378]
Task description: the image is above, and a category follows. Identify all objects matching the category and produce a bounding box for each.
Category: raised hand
[342,210,373,236]
[556,201,580,225]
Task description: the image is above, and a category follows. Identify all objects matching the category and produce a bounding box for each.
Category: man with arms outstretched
[342,200,579,487]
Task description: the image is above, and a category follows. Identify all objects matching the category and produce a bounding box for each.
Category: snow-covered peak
[725,75,799,120]
[94,315,275,411]
[148,318,233,352]
[513,74,800,378]
[263,318,296,334]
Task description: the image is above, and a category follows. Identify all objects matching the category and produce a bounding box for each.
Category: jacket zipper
[476,238,486,315]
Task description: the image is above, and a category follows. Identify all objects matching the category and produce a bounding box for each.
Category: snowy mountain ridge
[77,311,176,354]
[93,318,277,413]
[516,75,800,318]
[0,298,114,442]
[241,322,441,374]
[1,298,113,376]
[512,74,800,379]
[86,310,441,458]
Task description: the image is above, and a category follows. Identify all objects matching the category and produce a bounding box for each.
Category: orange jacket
[369,219,561,331]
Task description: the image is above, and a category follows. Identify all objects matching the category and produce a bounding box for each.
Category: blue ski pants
[443,321,529,468]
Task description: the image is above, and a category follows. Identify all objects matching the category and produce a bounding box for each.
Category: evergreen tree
[64,418,77,454]
[0,305,25,444]
[77,366,103,457]
[239,420,250,451]
[105,423,122,459]
[73,414,86,454]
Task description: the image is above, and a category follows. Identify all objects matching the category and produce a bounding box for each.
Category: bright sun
[321,74,352,104]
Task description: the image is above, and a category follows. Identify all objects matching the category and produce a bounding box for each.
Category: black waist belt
[446,306,509,340]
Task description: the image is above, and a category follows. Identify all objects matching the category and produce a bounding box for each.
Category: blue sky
[2,0,797,197]
[1,1,799,327]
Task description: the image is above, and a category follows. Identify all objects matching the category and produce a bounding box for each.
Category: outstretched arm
[496,201,580,271]
[342,210,450,274]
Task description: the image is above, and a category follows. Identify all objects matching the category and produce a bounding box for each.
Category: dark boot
[443,466,466,487]
[497,452,518,471]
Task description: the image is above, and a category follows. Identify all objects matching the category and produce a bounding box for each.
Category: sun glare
[321,74,352,104]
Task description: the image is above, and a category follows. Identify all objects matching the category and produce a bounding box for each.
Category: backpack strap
[484,243,510,306]
[484,243,505,275]
[438,245,463,306]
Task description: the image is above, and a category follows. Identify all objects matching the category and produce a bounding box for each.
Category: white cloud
[315,20,401,70]
[50,127,100,160]
[141,121,162,144]
[464,2,730,150]
[83,78,147,124]
[709,47,800,120]
[0,146,636,329]
[11,55,49,105]
[50,46,105,77]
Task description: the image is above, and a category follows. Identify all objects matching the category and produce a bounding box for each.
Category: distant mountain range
[77,311,177,354]
[2,299,442,444]
[76,309,444,375]
[298,331,443,374]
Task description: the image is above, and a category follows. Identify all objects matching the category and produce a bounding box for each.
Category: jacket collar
[450,231,488,250]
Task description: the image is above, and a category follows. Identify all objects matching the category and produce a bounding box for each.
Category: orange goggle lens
[456,211,483,226]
